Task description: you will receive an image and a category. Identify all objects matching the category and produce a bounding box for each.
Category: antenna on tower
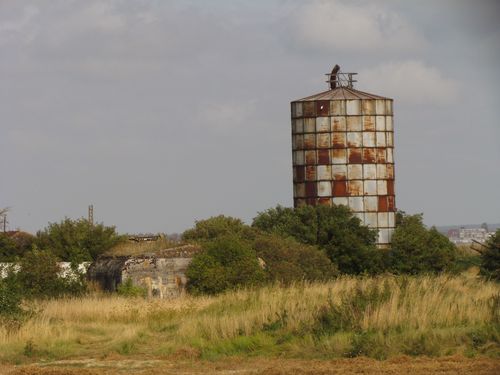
[88,205,94,227]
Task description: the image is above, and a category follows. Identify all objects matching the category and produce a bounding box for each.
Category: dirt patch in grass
[3,356,500,375]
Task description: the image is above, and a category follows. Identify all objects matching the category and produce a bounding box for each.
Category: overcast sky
[1,0,499,234]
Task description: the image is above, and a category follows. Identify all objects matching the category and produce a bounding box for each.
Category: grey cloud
[1,0,498,234]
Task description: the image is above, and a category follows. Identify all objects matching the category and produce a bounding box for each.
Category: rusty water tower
[291,65,395,246]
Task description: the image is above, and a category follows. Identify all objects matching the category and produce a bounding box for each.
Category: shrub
[253,205,380,275]
[117,278,147,298]
[252,234,338,284]
[36,218,121,262]
[0,234,19,261]
[186,236,265,295]
[481,229,500,281]
[18,248,86,299]
[0,266,29,332]
[183,215,256,242]
[387,213,457,274]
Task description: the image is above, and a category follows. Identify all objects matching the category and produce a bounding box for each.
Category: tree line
[0,205,499,301]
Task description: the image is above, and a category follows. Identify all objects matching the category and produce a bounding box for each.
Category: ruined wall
[87,245,200,298]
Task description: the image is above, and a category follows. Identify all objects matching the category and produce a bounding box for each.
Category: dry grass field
[1,275,499,373]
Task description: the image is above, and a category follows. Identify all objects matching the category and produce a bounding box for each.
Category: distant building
[447,227,494,244]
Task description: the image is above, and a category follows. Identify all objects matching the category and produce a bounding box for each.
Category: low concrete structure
[87,244,201,298]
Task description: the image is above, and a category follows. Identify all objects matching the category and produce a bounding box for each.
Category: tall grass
[0,275,498,362]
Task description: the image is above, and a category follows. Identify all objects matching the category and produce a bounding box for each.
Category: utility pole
[88,205,94,227]
[2,214,6,233]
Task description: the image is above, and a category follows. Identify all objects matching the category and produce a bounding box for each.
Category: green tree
[0,234,18,261]
[186,236,265,295]
[183,215,255,242]
[480,229,500,281]
[17,247,86,299]
[253,205,380,274]
[252,234,338,284]
[388,213,456,274]
[0,231,36,261]
[36,218,121,261]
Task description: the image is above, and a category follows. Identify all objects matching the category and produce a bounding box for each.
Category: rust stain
[378,196,388,212]
[377,148,386,163]
[306,166,316,181]
[333,181,348,196]
[348,180,363,196]
[305,182,317,197]
[362,99,375,115]
[347,116,361,131]
[318,197,331,206]
[363,116,376,131]
[388,196,395,211]
[363,148,376,163]
[305,150,316,164]
[317,149,330,164]
[387,179,395,195]
[332,165,347,180]
[387,164,395,179]
[331,149,346,164]
[332,117,346,131]
[303,134,315,149]
[317,133,330,148]
[332,132,346,148]
[294,166,305,182]
[348,148,362,163]
[316,100,330,116]
[303,102,316,117]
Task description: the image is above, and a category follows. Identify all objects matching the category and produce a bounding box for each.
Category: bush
[481,229,500,281]
[387,213,456,274]
[17,248,86,299]
[36,218,121,262]
[183,214,338,285]
[183,215,256,242]
[186,236,265,295]
[253,205,380,275]
[0,234,18,261]
[252,234,337,284]
[117,278,147,297]
[0,266,29,332]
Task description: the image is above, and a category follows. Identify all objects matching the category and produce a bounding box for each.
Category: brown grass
[0,275,499,363]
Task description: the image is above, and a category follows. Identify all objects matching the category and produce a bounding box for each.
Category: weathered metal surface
[362,100,375,115]
[348,148,362,163]
[291,78,395,245]
[347,116,362,131]
[348,164,363,180]
[346,100,361,115]
[363,164,376,179]
[317,149,330,164]
[317,165,331,180]
[332,132,346,148]
[363,116,376,131]
[306,166,316,181]
[317,133,330,148]
[332,116,346,131]
[347,132,362,147]
[318,181,332,197]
